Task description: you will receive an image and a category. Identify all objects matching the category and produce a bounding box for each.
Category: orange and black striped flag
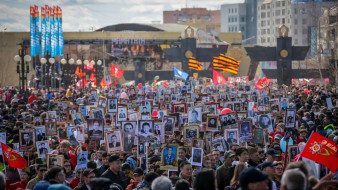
[212,54,240,74]
[188,57,202,71]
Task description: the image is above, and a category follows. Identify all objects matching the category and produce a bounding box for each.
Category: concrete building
[163,8,220,33]
[257,0,324,47]
[220,0,260,44]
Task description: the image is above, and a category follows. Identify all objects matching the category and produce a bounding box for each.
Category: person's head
[180,161,192,179]
[59,140,70,154]
[108,155,121,173]
[175,179,190,190]
[274,161,284,177]
[63,160,72,173]
[224,151,236,166]
[285,161,309,179]
[209,118,215,125]
[168,147,173,155]
[90,178,112,190]
[37,164,48,179]
[20,170,30,182]
[111,135,117,143]
[231,162,247,184]
[124,123,133,132]
[193,170,215,190]
[203,155,212,169]
[266,148,279,162]
[239,167,269,190]
[258,161,275,178]
[41,142,46,148]
[142,122,150,133]
[102,152,109,166]
[259,115,271,127]
[133,167,144,182]
[83,169,96,185]
[46,167,65,184]
[212,149,221,161]
[248,147,260,163]
[281,169,307,190]
[23,133,30,141]
[151,176,172,190]
[236,147,249,163]
[230,144,239,153]
[143,107,147,112]
[178,147,186,159]
[93,121,99,130]
[191,110,198,119]
[131,145,137,156]
[144,172,159,183]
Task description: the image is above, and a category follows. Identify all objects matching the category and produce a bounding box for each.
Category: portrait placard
[160,144,179,170]
[225,129,239,144]
[285,108,296,128]
[191,147,203,167]
[19,128,35,151]
[106,130,123,153]
[87,119,104,140]
[47,154,64,169]
[36,140,50,158]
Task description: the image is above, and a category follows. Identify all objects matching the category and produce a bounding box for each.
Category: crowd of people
[0,78,337,190]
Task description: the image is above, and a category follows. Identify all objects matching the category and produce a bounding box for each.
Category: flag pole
[1,143,7,175]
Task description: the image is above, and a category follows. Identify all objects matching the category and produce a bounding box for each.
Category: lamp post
[14,46,31,91]
[40,57,47,89]
[49,57,55,89]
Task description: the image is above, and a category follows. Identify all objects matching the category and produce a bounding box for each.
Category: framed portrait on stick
[285,108,296,128]
[106,130,123,153]
[45,118,57,136]
[35,126,47,141]
[225,129,239,144]
[36,140,50,158]
[107,98,118,113]
[87,119,104,140]
[191,147,203,167]
[19,128,35,151]
[47,154,64,169]
[184,126,199,144]
[206,115,219,131]
[191,138,204,148]
[160,144,179,170]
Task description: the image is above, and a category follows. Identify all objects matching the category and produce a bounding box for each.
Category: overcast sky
[0,0,244,32]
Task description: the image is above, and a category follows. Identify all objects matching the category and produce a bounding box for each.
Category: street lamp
[40,57,47,88]
[14,46,31,91]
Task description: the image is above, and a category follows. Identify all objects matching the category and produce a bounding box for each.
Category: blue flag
[173,67,188,81]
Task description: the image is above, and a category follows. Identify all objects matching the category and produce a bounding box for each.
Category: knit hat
[47,184,72,190]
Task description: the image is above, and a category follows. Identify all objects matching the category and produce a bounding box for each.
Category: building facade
[163,8,220,33]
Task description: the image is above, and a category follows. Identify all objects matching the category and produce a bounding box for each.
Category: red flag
[100,78,110,87]
[262,77,268,85]
[255,79,264,91]
[213,70,226,85]
[1,143,27,169]
[111,63,124,78]
[300,132,338,172]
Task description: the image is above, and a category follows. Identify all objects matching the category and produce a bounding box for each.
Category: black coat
[96,164,109,177]
[101,169,128,189]
[75,183,89,190]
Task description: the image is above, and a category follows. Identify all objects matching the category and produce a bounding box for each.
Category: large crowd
[0,78,337,190]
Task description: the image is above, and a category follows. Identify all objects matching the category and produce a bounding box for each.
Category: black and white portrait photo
[258,114,272,130]
[138,120,153,137]
[289,146,299,162]
[123,133,136,153]
[191,148,203,167]
[263,96,270,105]
[225,129,239,144]
[239,120,252,143]
[157,110,168,121]
[91,109,105,120]
[188,107,202,124]
[106,131,123,153]
[117,107,128,121]
[72,113,83,125]
[47,111,57,119]
[192,139,204,148]
[34,116,42,126]
[184,126,199,143]
[154,122,165,136]
[36,140,50,158]
[122,121,137,133]
[163,116,175,135]
[19,129,35,151]
[97,97,107,110]
[285,108,296,128]
[35,126,47,141]
[138,142,145,156]
[207,116,218,131]
[140,106,151,116]
[89,91,98,103]
[45,119,57,136]
[107,98,118,113]
[87,119,104,140]
[234,102,241,112]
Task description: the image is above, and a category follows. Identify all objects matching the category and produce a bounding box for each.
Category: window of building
[303,28,307,34]
[302,39,307,44]
[235,8,237,13]
[261,29,266,35]
[261,12,266,18]
[232,8,234,13]
[282,9,285,15]
[277,1,280,7]
[267,12,270,17]
[229,17,231,22]
[262,4,265,10]
[267,37,270,42]
[267,29,270,34]
[235,17,237,22]
[267,20,270,25]
[294,8,297,14]
[241,26,245,31]
[267,4,270,9]
[261,20,266,27]
[276,10,280,16]
[295,39,298,44]
[229,26,231,31]
[276,19,280,25]
[229,9,231,13]
[294,19,298,25]
[294,29,298,35]
[302,18,306,25]
[241,16,245,22]
[282,1,285,6]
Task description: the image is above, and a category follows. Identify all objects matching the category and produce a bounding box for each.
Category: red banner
[300,132,338,172]
[111,63,124,78]
[213,70,227,85]
[255,79,264,91]
[1,143,27,169]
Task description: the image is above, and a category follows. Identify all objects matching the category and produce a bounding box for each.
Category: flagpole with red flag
[1,143,27,169]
